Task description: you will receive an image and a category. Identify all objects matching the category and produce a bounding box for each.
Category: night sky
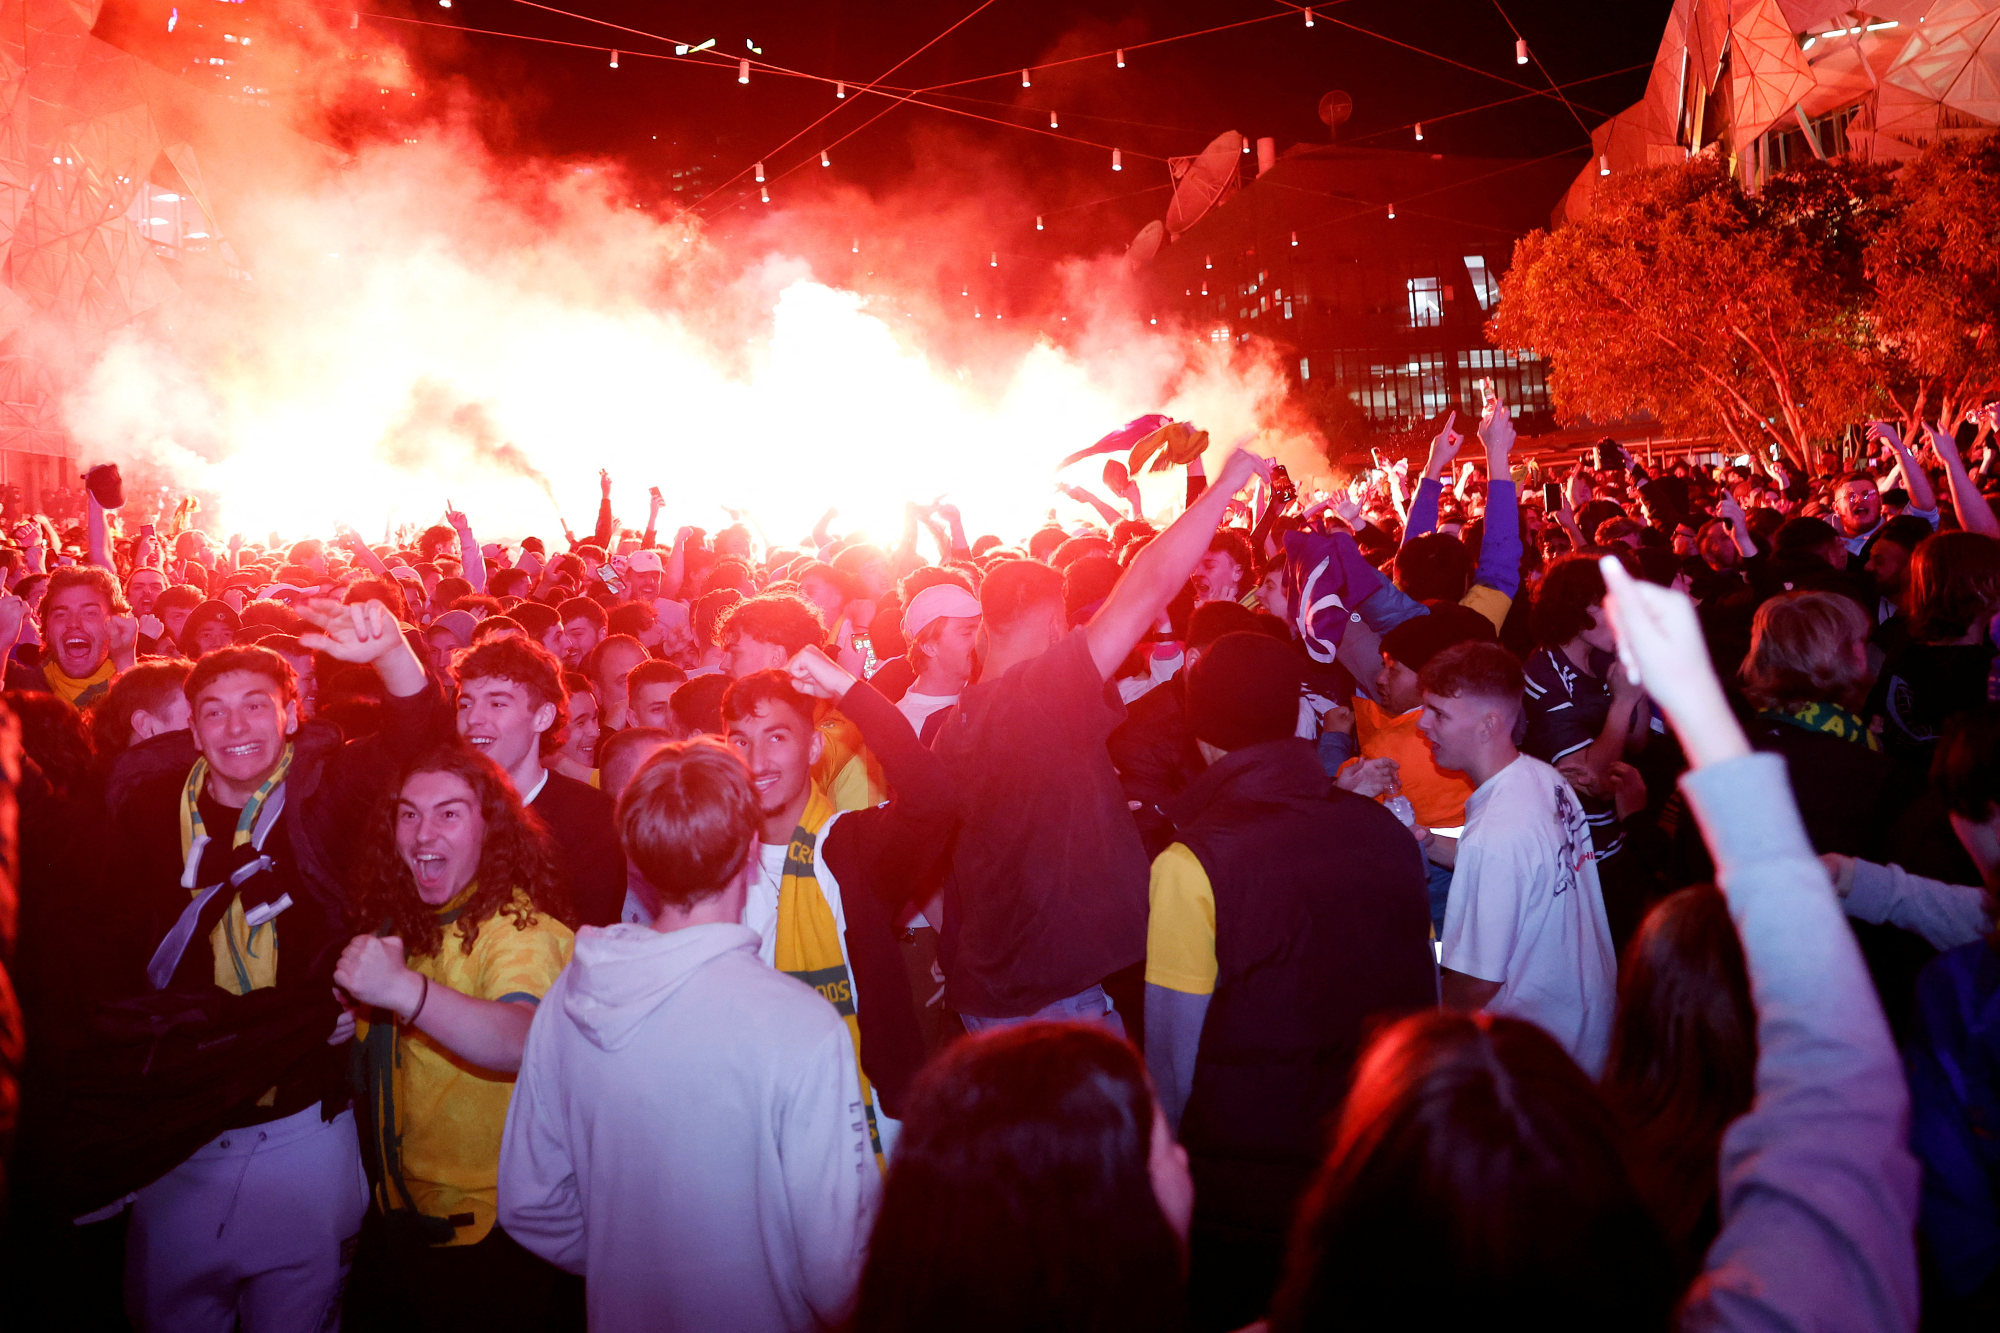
[383,0,1674,247]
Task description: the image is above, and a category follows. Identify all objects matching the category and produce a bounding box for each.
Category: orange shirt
[1347,697,1473,828]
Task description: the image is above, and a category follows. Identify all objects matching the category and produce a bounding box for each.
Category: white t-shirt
[895,690,958,735]
[1440,753,1618,1076]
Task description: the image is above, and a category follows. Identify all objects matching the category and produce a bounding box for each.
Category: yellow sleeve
[1145,843,1217,996]
[1459,584,1513,634]
[476,913,574,1008]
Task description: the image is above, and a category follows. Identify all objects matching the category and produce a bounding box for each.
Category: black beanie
[1380,603,1497,674]
[1187,632,1302,752]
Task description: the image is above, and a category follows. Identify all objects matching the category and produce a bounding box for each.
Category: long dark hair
[1602,885,1757,1274]
[1268,1012,1678,1332]
[849,1023,1186,1333]
[350,742,573,957]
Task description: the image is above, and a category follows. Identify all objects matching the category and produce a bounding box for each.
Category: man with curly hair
[336,743,575,1327]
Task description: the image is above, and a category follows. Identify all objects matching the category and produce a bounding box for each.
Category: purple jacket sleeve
[1473,481,1521,601]
[1402,478,1442,545]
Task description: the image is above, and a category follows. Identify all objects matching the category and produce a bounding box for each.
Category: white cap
[902,584,982,639]
[625,549,664,573]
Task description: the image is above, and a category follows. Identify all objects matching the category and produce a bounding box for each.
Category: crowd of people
[0,387,1997,1332]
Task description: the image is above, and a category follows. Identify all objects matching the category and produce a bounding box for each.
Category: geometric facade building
[0,0,235,511]
[1561,0,2000,219]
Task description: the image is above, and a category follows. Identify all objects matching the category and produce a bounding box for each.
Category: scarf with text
[43,656,116,708]
[776,785,882,1164]
[1758,700,1881,752]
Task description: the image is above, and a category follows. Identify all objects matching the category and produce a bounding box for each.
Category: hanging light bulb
[1050,110,1059,128]
[990,251,999,267]
[438,0,450,8]
[1021,69,1031,87]
[1201,280,1209,295]
[1290,230,1299,246]
[754,161,765,182]
[1112,147,1122,171]
[1515,38,1529,65]
[349,10,358,27]
[1387,202,1396,219]
[1242,140,1251,154]
[1116,48,1126,68]
[1414,121,1424,141]
[1305,6,1315,26]
[1036,215,1044,230]
[760,185,770,203]
[852,238,859,253]
[1205,255,1213,269]
[739,58,751,83]
[961,285,968,296]
[609,49,619,68]
[821,149,831,167]
[1599,154,1611,176]
[836,80,846,99]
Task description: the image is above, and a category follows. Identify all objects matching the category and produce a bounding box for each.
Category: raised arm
[1601,557,1920,1333]
[1058,482,1127,530]
[1922,422,1999,538]
[1868,421,1939,518]
[590,469,616,549]
[1472,390,1521,600]
[1085,445,1267,680]
[447,507,487,594]
[86,492,111,572]
[336,526,391,580]
[1402,413,1461,546]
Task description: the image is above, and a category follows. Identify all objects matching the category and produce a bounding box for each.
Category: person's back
[499,740,877,1333]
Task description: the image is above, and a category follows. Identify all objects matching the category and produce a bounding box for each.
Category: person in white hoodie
[497,737,879,1333]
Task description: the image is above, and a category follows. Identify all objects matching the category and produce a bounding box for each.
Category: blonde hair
[1741,592,1870,710]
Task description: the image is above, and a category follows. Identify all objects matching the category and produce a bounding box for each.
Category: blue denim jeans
[960,984,1126,1039]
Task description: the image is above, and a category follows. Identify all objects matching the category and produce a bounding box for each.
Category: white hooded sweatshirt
[498,921,879,1333]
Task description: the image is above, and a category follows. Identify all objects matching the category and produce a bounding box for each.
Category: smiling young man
[6,566,137,706]
[1416,640,1617,1076]
[705,648,946,1156]
[453,637,622,927]
[719,593,886,811]
[89,599,450,1333]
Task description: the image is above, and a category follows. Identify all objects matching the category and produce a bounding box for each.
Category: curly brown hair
[350,742,574,959]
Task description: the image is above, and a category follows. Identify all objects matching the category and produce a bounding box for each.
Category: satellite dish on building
[1166,130,1243,238]
[1318,91,1353,141]
[1126,219,1166,269]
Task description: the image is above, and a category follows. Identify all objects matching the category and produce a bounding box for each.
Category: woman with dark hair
[1870,531,2000,769]
[1524,553,1652,946]
[1601,885,1756,1274]
[1268,559,1918,1332]
[849,1022,1193,1333]
[336,742,575,1331]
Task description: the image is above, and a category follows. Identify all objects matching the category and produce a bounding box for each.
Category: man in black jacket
[452,636,624,926]
[1144,632,1435,1332]
[82,599,449,1333]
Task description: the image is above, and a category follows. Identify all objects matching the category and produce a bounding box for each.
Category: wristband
[405,974,430,1026]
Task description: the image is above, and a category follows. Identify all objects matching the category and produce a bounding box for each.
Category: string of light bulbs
[1485,0,1594,139]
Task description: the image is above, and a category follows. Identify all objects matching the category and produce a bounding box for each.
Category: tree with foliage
[1866,134,2000,429]
[1493,152,1892,470]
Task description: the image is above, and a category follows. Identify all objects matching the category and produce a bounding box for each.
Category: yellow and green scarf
[43,656,115,708]
[776,785,883,1165]
[1758,701,1880,752]
[179,744,295,995]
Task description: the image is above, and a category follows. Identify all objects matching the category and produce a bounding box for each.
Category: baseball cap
[902,584,982,640]
[625,549,664,574]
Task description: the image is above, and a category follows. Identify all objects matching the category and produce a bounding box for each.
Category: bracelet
[405,974,430,1026]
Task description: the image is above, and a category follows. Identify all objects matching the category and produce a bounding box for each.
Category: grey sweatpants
[125,1103,368,1333]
